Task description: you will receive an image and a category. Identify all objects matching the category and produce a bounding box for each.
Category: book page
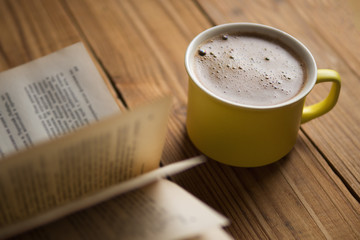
[0,43,120,158]
[1,156,206,238]
[9,179,230,240]
[0,97,171,237]
[188,228,233,240]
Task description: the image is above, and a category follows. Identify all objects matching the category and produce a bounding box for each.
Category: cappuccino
[192,33,306,106]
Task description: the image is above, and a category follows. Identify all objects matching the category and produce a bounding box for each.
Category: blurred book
[0,43,230,240]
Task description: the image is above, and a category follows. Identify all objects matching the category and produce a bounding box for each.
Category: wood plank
[0,0,358,239]
[0,0,125,110]
[197,0,360,202]
[62,0,177,106]
[61,0,210,107]
[287,0,360,200]
[62,0,211,161]
[289,0,360,76]
[64,0,360,238]
[0,0,78,69]
[172,131,360,239]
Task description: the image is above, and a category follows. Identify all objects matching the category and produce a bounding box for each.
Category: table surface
[1,0,359,239]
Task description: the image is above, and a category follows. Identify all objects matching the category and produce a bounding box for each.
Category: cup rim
[185,22,317,109]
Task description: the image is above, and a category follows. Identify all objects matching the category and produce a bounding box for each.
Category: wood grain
[62,0,360,238]
[197,0,360,204]
[62,0,211,161]
[0,0,125,110]
[0,0,78,69]
[0,0,359,239]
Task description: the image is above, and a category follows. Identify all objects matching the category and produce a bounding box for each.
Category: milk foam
[193,33,306,106]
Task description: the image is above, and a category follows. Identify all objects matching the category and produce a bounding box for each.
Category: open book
[0,43,231,239]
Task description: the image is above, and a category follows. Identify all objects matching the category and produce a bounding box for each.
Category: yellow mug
[185,23,341,167]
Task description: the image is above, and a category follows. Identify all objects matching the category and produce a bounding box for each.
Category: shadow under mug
[185,23,341,167]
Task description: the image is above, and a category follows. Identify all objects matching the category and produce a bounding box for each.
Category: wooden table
[1,0,359,239]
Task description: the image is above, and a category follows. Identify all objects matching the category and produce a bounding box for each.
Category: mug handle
[301,69,341,124]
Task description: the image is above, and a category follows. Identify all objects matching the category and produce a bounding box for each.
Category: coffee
[192,33,306,106]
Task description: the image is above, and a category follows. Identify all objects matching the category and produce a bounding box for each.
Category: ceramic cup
[185,23,341,167]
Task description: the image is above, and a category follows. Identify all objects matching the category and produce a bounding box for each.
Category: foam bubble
[192,33,305,106]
